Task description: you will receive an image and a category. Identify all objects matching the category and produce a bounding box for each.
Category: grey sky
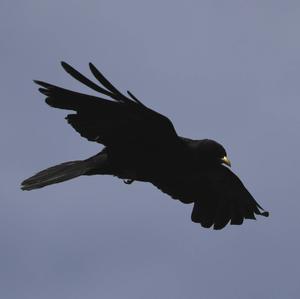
[1,1,300,298]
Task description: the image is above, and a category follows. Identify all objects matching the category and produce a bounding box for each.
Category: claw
[123,179,134,184]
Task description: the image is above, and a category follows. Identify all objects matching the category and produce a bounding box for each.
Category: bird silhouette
[21,62,269,230]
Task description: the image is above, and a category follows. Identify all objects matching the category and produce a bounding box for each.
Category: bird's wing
[35,62,179,148]
[152,165,269,230]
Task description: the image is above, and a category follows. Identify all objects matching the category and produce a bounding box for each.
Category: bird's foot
[123,179,134,185]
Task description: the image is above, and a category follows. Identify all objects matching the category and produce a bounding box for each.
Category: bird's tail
[20,152,109,191]
[21,160,94,191]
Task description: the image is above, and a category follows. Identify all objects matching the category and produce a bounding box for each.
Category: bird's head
[193,139,231,167]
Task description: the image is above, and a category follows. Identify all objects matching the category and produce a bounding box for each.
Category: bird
[21,62,269,230]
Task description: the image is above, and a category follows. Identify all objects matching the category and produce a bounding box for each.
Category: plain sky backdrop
[1,1,300,298]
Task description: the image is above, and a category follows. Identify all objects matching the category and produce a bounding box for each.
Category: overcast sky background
[1,1,300,298]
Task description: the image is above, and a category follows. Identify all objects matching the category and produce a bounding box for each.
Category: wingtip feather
[61,61,68,68]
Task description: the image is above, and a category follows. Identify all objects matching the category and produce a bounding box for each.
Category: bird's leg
[123,179,134,184]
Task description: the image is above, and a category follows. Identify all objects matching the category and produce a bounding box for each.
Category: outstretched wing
[152,166,269,230]
[35,62,179,148]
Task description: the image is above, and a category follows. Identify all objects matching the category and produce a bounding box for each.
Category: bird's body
[87,138,219,182]
[21,62,269,230]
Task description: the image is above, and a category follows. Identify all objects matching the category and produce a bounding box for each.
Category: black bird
[21,62,269,230]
